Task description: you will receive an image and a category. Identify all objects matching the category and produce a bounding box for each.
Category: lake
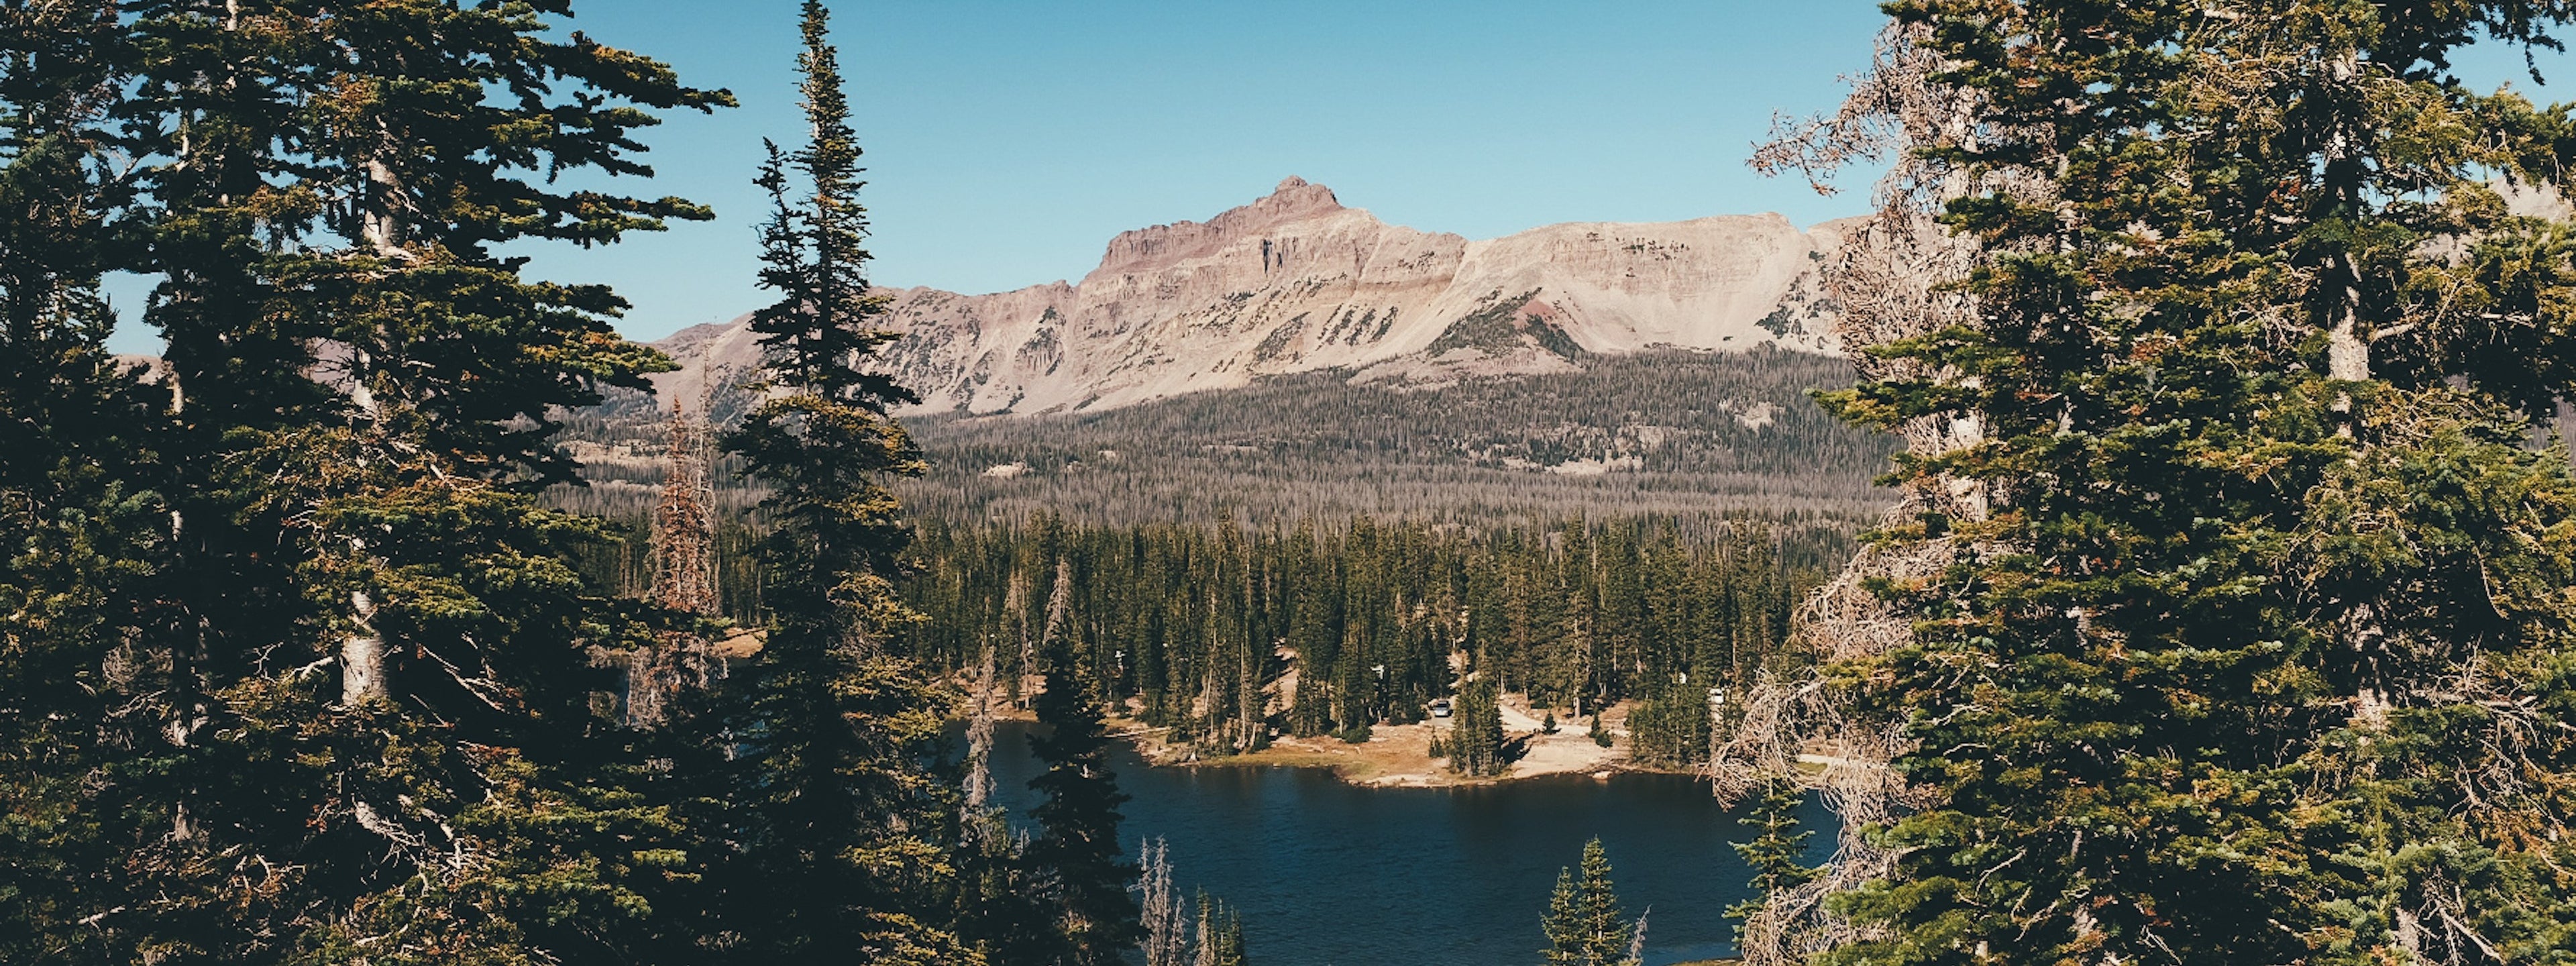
[982,720,1837,966]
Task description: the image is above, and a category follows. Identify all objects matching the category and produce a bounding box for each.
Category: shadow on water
[979,720,1837,966]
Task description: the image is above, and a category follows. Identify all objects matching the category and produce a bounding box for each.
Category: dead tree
[631,397,720,727]
[1136,838,1189,966]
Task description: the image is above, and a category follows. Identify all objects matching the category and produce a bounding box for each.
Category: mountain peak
[1090,177,1352,280]
[1258,174,1338,213]
[654,184,1844,417]
[1223,175,1343,230]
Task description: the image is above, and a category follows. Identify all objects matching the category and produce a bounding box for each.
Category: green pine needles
[3,1,1015,964]
[1447,675,1508,777]
[696,2,974,965]
[3,1,733,961]
[1792,3,2576,963]
[1540,838,1644,966]
[1727,778,1817,953]
[1024,606,1147,966]
[1193,890,1250,966]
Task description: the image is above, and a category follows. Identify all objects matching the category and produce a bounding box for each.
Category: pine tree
[1725,778,1815,951]
[1025,596,1144,965]
[1446,675,1506,777]
[13,1,736,960]
[1192,890,1248,966]
[1794,4,2576,963]
[1623,676,1712,770]
[1575,839,1636,966]
[0,5,178,957]
[1540,867,1584,966]
[698,2,973,963]
[952,638,1053,965]
[1540,838,1638,966]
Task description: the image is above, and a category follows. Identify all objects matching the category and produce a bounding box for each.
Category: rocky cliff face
[651,177,1847,415]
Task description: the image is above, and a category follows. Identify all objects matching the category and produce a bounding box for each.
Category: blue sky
[101,2,2576,352]
[509,0,1902,345]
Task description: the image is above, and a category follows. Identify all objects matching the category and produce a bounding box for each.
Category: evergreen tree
[1446,675,1506,777]
[1541,865,1585,966]
[953,644,1054,965]
[1623,675,1712,770]
[1025,583,1144,965]
[1192,890,1248,966]
[0,5,177,958]
[0,1,735,961]
[1540,838,1638,966]
[698,3,971,963]
[1798,3,2576,962]
[1724,778,1815,950]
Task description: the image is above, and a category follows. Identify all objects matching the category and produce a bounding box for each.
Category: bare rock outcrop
[651,177,1847,415]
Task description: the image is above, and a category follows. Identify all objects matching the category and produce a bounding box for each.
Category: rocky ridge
[651,177,1849,416]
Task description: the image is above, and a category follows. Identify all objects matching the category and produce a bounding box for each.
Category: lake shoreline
[976,716,1805,965]
[1098,696,1707,790]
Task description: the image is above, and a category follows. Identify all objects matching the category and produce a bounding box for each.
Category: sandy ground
[1116,696,1651,788]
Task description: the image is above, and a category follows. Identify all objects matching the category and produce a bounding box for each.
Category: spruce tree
[1541,865,1585,966]
[698,2,973,964]
[1192,890,1248,966]
[10,1,736,961]
[1540,838,1638,966]
[953,647,1053,964]
[1025,600,1144,965]
[1796,3,2576,962]
[1725,778,1815,951]
[0,5,177,958]
[1446,674,1506,777]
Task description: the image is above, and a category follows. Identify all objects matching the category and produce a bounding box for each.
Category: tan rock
[651,177,1849,416]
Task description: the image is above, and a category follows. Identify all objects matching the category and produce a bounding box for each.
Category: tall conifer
[1446,675,1506,777]
[29,1,737,960]
[1725,778,1815,953]
[702,2,971,963]
[1797,4,2576,962]
[1025,592,1145,965]
[0,5,176,958]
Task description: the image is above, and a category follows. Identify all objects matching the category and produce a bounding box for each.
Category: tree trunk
[341,590,388,704]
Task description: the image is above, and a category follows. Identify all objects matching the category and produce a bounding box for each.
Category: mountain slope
[649,177,1848,417]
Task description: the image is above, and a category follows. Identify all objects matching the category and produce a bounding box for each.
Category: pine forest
[11,2,2576,965]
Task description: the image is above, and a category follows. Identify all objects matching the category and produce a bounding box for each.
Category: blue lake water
[983,720,1836,966]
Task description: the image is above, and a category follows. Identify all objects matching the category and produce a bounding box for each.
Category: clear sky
[101,1,2576,353]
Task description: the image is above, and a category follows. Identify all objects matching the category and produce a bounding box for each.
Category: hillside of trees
[915,515,1839,764]
[21,2,2576,965]
[564,345,1892,527]
[551,505,1849,770]
[902,348,1889,524]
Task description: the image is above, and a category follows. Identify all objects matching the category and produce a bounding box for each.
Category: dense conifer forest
[19,1,2576,965]
[897,515,1841,757]
[559,344,1894,527]
[557,506,1849,769]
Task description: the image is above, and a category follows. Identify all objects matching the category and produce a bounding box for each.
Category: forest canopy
[15,2,2576,965]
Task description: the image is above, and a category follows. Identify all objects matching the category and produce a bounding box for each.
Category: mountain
[647,177,1849,417]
